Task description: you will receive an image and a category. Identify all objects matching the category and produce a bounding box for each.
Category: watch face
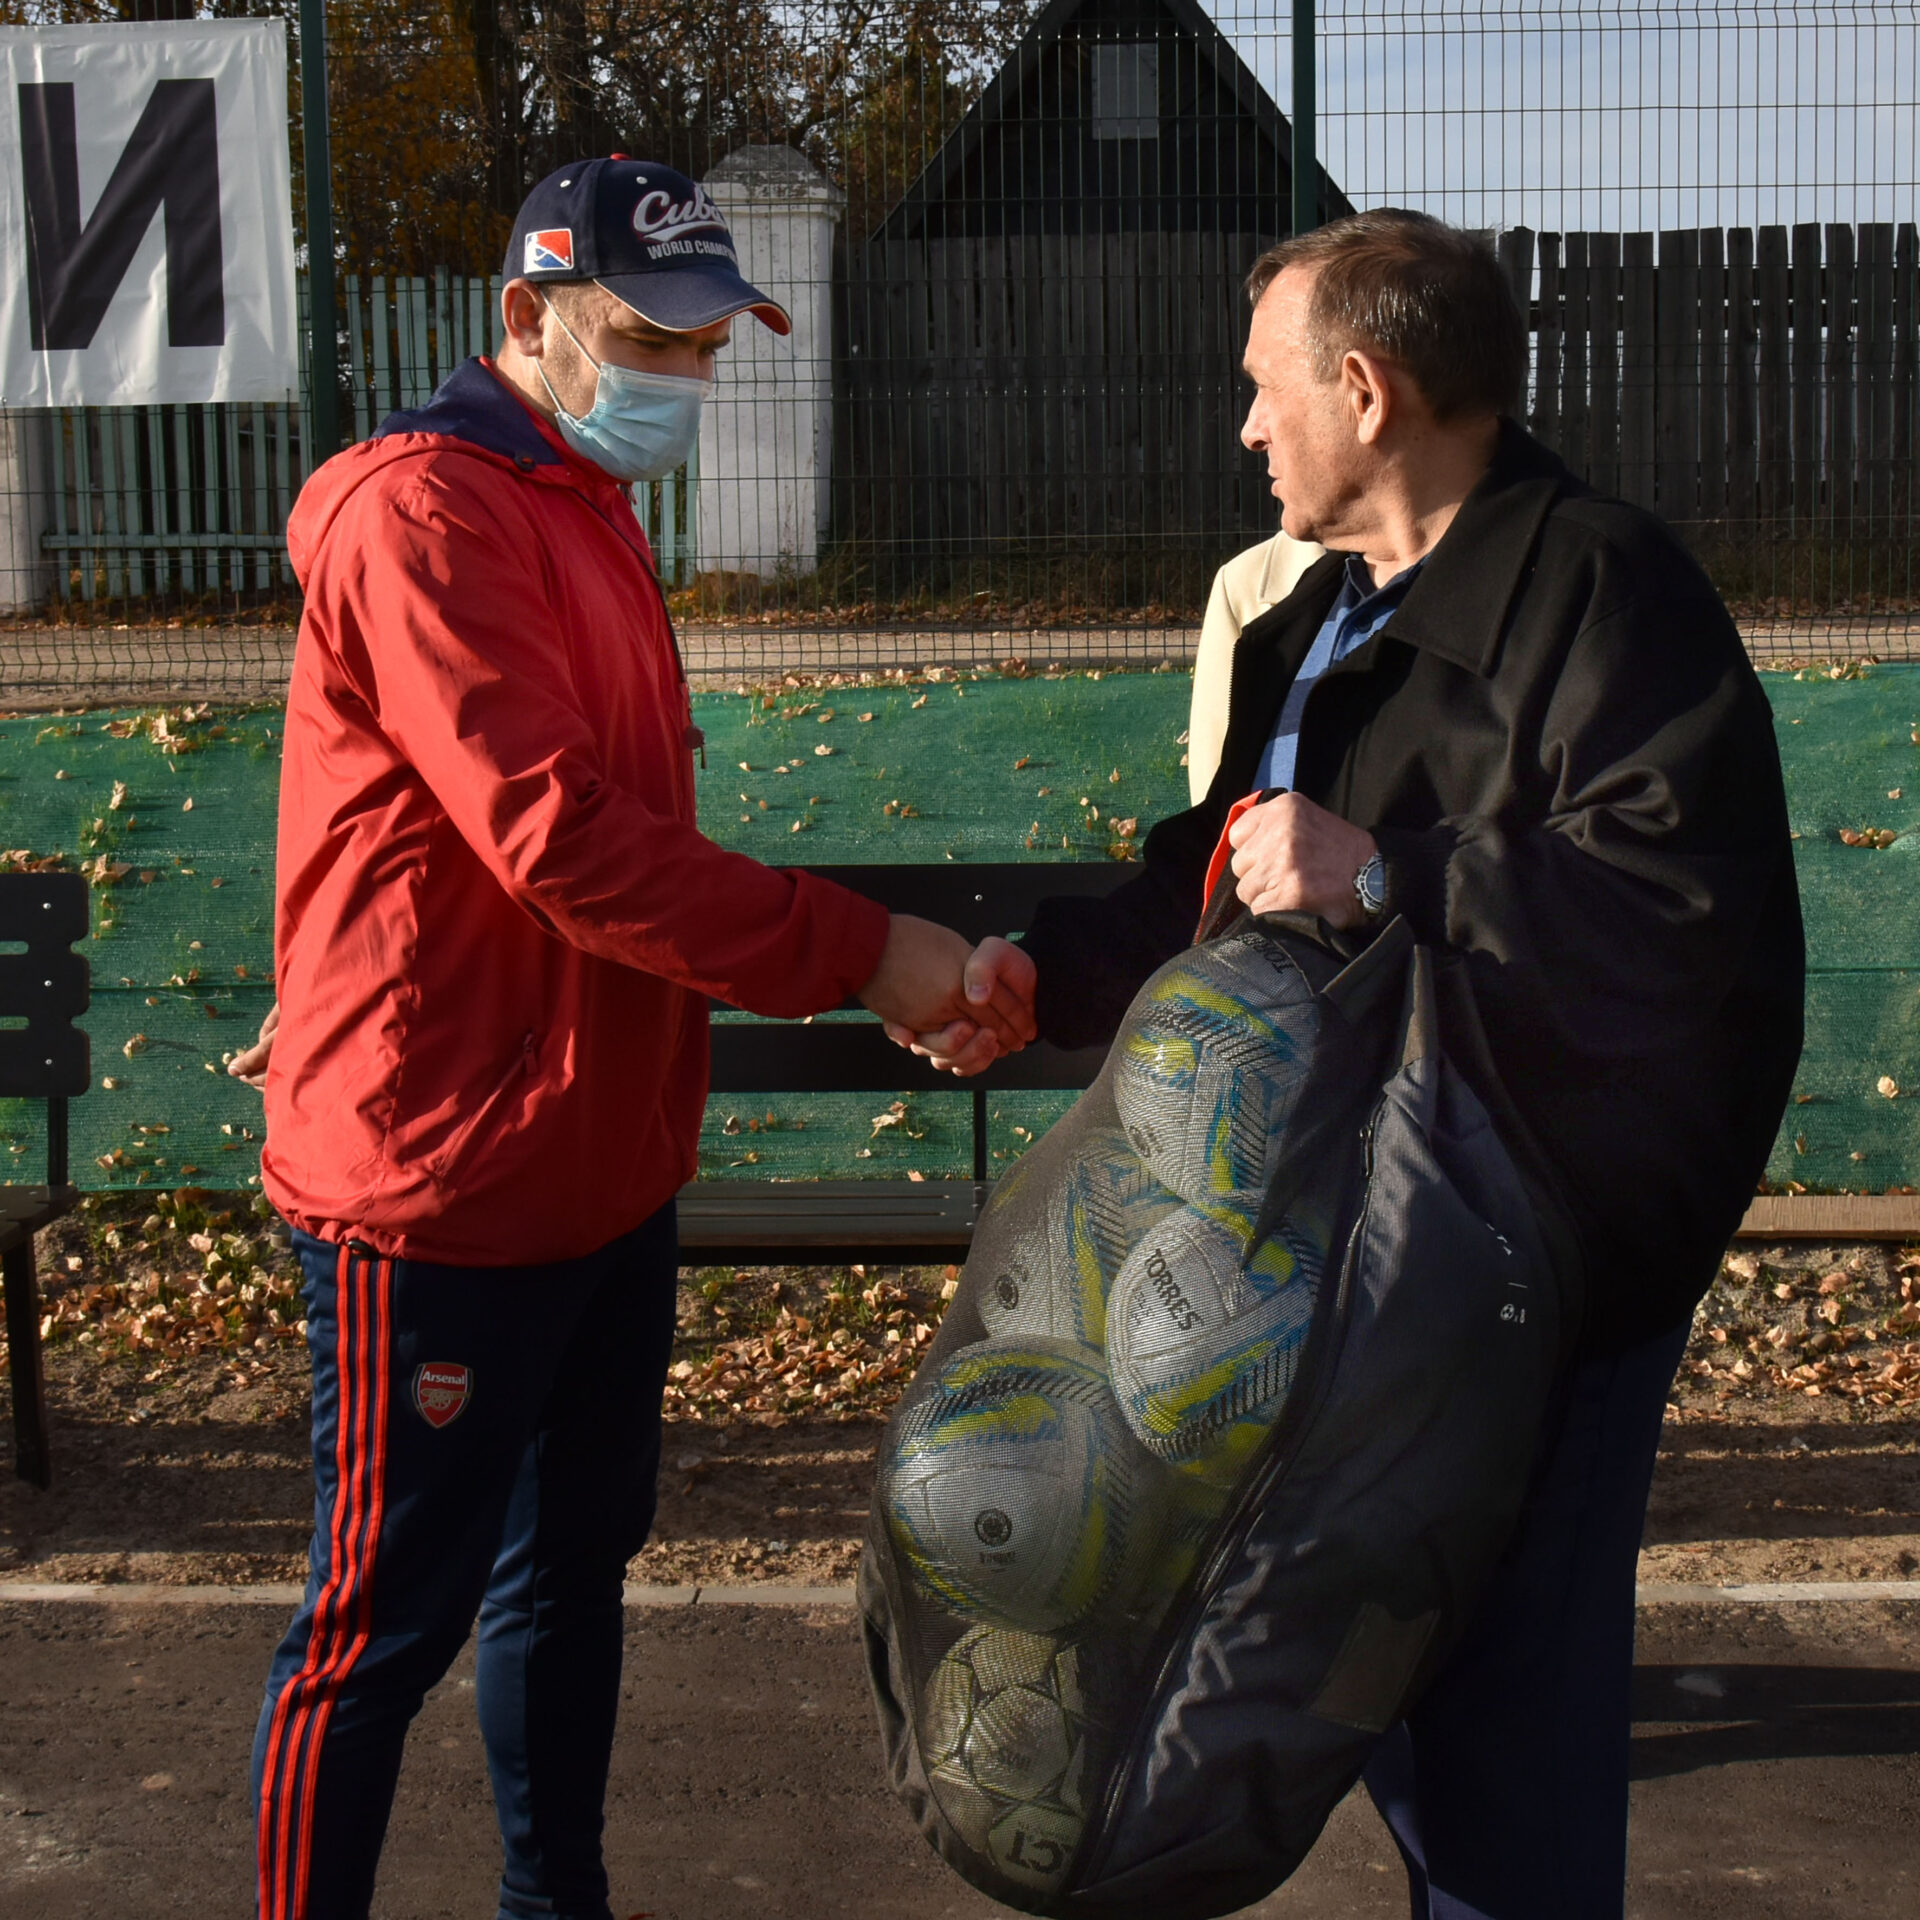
[1357,854,1387,915]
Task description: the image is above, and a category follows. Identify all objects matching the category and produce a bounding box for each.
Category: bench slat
[786,862,1128,942]
[706,1022,1106,1093]
[676,1178,981,1265]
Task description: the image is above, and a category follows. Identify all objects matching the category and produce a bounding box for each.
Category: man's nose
[1240,402,1265,452]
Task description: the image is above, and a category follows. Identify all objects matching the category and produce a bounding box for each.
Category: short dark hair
[1245,210,1527,421]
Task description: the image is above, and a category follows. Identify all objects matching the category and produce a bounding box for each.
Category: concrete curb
[0,1581,857,1607]
[2,1579,1917,1608]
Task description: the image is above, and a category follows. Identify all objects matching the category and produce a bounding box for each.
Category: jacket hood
[286,358,600,589]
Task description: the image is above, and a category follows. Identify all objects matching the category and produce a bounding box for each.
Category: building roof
[872,0,1350,241]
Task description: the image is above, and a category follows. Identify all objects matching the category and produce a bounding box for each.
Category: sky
[1206,2,1917,233]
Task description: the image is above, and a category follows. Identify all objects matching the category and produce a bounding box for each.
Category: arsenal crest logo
[413,1361,472,1429]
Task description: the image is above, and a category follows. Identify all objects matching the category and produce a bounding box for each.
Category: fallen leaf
[1013,756,1030,771]
[122,1033,148,1057]
[911,694,927,708]
[814,743,834,756]
[1891,789,1904,800]
[182,797,193,811]
[858,712,874,722]
[1879,1075,1901,1099]
[100,1076,118,1090]
[1108,769,1121,784]
[108,780,128,811]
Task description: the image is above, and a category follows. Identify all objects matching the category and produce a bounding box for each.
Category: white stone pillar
[697,146,842,581]
[0,411,52,614]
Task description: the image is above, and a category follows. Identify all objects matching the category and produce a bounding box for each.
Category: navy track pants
[1362,1320,1691,1918]
[252,1202,679,1920]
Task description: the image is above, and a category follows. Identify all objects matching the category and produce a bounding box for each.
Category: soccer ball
[1111,932,1316,1208]
[885,1337,1142,1633]
[922,1626,1090,1892]
[1105,1204,1325,1469]
[974,1130,1181,1348]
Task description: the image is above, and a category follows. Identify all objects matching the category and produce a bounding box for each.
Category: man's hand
[227,999,280,1091]
[880,936,1038,1078]
[1227,792,1378,926]
[859,919,1036,1067]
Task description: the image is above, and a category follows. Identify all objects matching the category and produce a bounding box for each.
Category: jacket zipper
[1076,1103,1382,1888]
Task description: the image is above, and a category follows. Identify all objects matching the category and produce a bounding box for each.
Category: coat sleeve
[309,460,891,1019]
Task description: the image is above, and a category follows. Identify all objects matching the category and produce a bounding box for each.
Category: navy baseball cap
[507,157,791,336]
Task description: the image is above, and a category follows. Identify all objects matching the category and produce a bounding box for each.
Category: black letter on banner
[19,79,225,352]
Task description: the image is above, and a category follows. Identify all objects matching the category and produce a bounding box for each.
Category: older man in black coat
[902,211,1804,1915]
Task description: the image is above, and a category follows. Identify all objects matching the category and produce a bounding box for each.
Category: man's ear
[500,277,549,358]
[1339,347,1396,447]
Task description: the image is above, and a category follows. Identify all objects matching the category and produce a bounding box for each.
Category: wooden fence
[24,225,1920,617]
[840,219,1919,612]
[1507,223,1918,545]
[837,229,1281,572]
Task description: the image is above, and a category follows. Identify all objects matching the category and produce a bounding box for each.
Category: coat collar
[1381,420,1575,677]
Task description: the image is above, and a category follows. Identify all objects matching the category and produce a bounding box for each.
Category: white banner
[0,21,297,407]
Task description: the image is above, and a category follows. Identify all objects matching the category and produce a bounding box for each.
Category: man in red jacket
[250,158,1032,1920]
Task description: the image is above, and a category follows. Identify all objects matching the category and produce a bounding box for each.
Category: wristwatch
[1353,850,1388,919]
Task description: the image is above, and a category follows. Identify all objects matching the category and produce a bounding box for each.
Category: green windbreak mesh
[0,666,1913,1196]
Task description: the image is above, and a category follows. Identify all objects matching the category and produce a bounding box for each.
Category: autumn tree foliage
[328,0,1040,272]
[0,1,1037,271]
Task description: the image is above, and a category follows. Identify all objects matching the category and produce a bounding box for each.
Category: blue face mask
[538,301,712,483]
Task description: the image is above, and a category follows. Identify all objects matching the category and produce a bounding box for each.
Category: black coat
[1022,423,1805,1351]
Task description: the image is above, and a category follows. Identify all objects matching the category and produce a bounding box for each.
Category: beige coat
[1186,530,1325,801]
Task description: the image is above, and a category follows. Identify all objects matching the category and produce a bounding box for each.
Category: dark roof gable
[874,0,1350,241]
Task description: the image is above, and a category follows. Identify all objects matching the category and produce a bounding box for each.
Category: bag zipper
[1076,1103,1382,1889]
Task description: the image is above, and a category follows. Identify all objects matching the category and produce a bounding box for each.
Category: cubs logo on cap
[413,1361,472,1429]
[524,228,575,275]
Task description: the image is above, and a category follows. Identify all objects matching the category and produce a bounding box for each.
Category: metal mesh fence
[0,0,1913,703]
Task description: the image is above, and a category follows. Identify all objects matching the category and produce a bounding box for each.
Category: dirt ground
[2,1228,1917,1592]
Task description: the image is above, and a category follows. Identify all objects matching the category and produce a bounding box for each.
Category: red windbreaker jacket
[263,358,891,1264]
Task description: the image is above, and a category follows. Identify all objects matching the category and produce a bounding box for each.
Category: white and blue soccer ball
[884,1337,1142,1634]
[974,1129,1182,1349]
[1105,1204,1325,1472]
[1111,933,1314,1209]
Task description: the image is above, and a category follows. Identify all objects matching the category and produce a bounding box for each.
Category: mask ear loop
[533,290,600,419]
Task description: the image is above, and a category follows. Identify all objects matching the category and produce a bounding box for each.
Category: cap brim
[599,262,792,337]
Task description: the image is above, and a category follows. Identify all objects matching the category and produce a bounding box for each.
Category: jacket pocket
[425,1030,538,1189]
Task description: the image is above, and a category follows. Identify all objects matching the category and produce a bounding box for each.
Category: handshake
[226,916,1039,1092]
[859,916,1039,1078]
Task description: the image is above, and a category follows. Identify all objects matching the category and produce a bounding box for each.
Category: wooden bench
[676,862,1126,1266]
[0,872,91,1488]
